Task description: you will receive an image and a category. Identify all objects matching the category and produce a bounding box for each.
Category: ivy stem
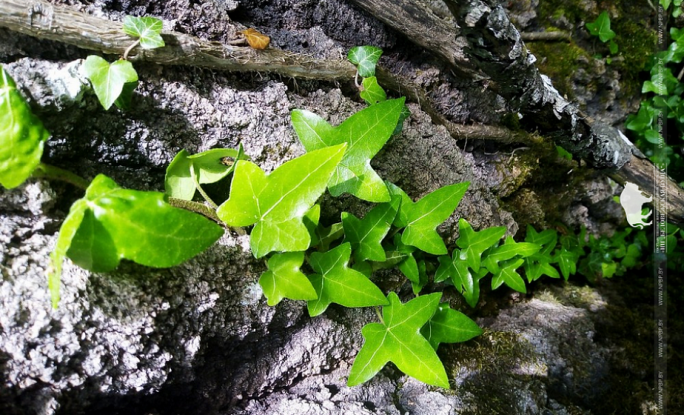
[677,65,684,82]
[32,163,89,190]
[167,197,221,222]
[354,71,361,88]
[123,39,141,61]
[374,306,384,324]
[190,167,218,209]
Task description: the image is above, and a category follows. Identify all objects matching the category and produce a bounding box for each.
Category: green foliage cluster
[1,40,650,389]
[585,11,618,59]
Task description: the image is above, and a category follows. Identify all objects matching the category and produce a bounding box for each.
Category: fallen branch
[520,31,572,42]
[0,0,534,145]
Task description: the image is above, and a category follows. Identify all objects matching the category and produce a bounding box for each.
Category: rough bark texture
[0,0,670,414]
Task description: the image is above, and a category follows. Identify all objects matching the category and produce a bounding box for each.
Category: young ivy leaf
[348,292,449,388]
[259,252,316,306]
[315,222,345,252]
[217,144,346,258]
[491,258,527,293]
[360,76,387,105]
[388,182,470,255]
[165,144,247,200]
[435,250,485,308]
[421,303,482,349]
[122,16,165,49]
[48,174,224,308]
[348,46,383,77]
[456,218,506,271]
[82,56,139,110]
[585,11,616,43]
[482,236,540,274]
[342,195,400,262]
[291,98,405,202]
[307,243,388,317]
[0,66,50,189]
[523,225,559,282]
[554,246,580,280]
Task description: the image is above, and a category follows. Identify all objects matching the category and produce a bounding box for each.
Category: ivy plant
[585,11,618,61]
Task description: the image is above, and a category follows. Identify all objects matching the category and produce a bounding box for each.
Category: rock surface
[0,1,662,414]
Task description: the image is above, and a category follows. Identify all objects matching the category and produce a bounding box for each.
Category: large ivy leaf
[388,182,470,255]
[122,16,165,49]
[291,99,405,202]
[307,243,388,317]
[82,56,139,110]
[348,46,383,77]
[585,11,616,43]
[483,236,540,274]
[217,145,346,258]
[491,259,527,293]
[48,174,224,307]
[165,145,247,200]
[342,196,399,262]
[421,303,482,349]
[259,252,316,306]
[0,66,50,189]
[348,292,449,388]
[456,218,506,271]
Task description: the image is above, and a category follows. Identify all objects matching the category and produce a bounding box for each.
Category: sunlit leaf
[456,218,506,271]
[348,46,383,77]
[342,196,399,262]
[421,303,482,349]
[0,66,50,189]
[307,243,387,317]
[82,56,138,110]
[348,292,449,388]
[122,16,165,49]
[217,145,346,258]
[491,259,527,293]
[360,76,387,105]
[483,236,540,274]
[585,11,616,43]
[259,252,316,306]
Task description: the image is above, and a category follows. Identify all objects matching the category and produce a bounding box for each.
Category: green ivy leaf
[165,145,247,200]
[315,222,345,252]
[456,218,506,271]
[82,56,139,110]
[608,40,618,54]
[661,0,672,9]
[483,236,540,274]
[522,226,559,282]
[292,98,405,202]
[421,303,482,349]
[348,292,449,388]
[554,246,579,280]
[217,145,346,258]
[625,102,655,132]
[342,196,399,262]
[307,243,388,317]
[393,105,411,136]
[259,252,316,306]
[114,80,138,110]
[389,182,470,255]
[347,46,383,77]
[585,11,616,43]
[360,76,387,105]
[435,251,484,308]
[122,16,165,49]
[0,66,50,189]
[491,259,527,293]
[49,174,224,307]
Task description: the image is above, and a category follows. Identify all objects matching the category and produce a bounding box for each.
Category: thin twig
[32,162,89,189]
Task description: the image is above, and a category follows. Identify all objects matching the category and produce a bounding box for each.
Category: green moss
[527,41,590,100]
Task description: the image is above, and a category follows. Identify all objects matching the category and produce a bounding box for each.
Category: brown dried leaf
[241,28,270,50]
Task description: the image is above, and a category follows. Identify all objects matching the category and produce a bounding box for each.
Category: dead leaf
[241,28,270,50]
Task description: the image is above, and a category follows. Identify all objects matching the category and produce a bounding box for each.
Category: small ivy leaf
[292,99,405,202]
[608,40,619,55]
[456,218,506,271]
[522,226,559,281]
[164,150,196,200]
[392,182,470,255]
[259,252,316,306]
[602,261,618,278]
[241,28,270,50]
[370,250,408,271]
[307,243,388,317]
[643,129,663,144]
[122,16,165,49]
[342,196,400,262]
[554,246,579,280]
[114,80,138,110]
[524,261,560,282]
[435,250,482,308]
[348,292,449,388]
[413,259,429,295]
[491,259,527,293]
[399,253,420,287]
[585,11,616,43]
[483,236,540,274]
[0,66,50,189]
[385,182,413,228]
[82,56,139,110]
[360,76,387,105]
[187,144,247,184]
[217,145,346,258]
[353,260,374,278]
[625,102,655,132]
[348,46,383,77]
[661,0,672,9]
[421,303,482,349]
[49,175,224,307]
